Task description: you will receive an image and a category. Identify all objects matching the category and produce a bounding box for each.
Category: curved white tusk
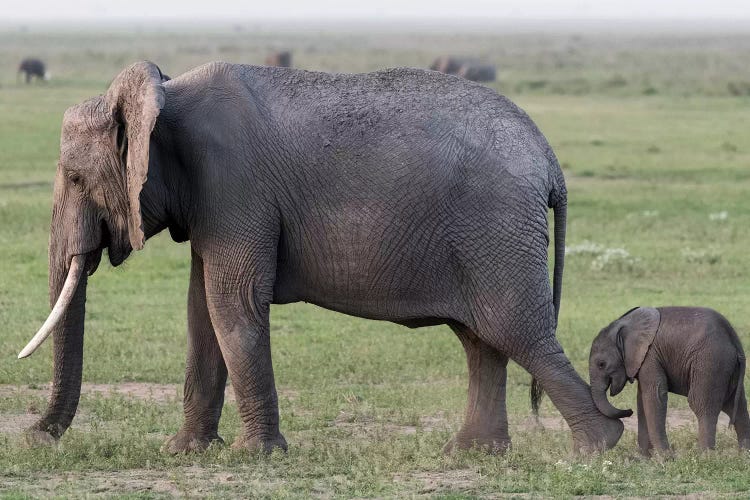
[18,254,86,359]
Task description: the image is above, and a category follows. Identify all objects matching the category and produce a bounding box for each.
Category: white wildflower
[554,459,572,471]
[709,211,728,221]
[591,248,634,271]
[566,241,604,255]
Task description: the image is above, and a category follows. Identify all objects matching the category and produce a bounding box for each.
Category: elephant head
[588,307,661,419]
[18,61,165,441]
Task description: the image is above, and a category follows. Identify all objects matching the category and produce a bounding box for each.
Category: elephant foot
[231,432,288,454]
[571,415,623,453]
[443,430,511,455]
[162,429,224,454]
[738,438,750,451]
[649,447,675,461]
[23,419,65,447]
[23,428,58,447]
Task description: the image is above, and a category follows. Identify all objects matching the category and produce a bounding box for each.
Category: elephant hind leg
[469,303,624,453]
[689,365,732,451]
[444,323,510,454]
[512,336,623,452]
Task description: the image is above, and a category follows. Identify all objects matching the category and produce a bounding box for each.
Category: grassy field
[1,23,750,497]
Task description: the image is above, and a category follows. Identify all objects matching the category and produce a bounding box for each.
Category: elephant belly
[272,221,463,323]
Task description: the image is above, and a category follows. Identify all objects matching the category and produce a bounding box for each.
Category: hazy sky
[5,0,750,21]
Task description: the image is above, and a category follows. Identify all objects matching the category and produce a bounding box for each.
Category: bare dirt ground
[0,465,265,498]
[517,411,731,434]
[393,468,486,495]
[0,382,301,405]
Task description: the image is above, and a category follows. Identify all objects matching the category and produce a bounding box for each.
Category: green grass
[1,25,750,497]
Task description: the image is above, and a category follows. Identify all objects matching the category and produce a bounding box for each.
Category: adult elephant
[18,57,46,83]
[20,61,624,454]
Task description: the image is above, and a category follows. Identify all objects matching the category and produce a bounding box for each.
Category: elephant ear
[105,61,166,250]
[619,307,661,379]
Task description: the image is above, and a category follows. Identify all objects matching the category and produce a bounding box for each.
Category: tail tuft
[531,378,544,416]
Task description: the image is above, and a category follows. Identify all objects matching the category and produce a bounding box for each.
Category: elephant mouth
[85,248,103,276]
[608,376,628,397]
[100,219,131,267]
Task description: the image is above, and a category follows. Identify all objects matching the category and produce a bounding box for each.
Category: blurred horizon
[3,0,749,23]
[2,18,750,35]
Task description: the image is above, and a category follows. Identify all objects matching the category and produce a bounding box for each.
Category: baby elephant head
[588,307,661,419]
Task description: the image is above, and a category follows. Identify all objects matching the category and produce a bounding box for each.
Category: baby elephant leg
[694,411,720,450]
[637,384,653,456]
[690,362,738,451]
[639,377,670,454]
[689,389,724,450]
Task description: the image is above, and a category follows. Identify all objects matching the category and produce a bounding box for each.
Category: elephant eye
[597,360,606,369]
[67,172,82,186]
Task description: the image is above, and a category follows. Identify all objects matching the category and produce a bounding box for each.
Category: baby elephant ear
[620,307,661,379]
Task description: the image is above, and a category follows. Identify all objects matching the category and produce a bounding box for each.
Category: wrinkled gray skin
[26,60,624,455]
[590,307,750,455]
[457,64,496,83]
[18,58,46,83]
[264,51,292,68]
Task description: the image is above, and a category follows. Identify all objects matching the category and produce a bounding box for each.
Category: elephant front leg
[637,383,653,456]
[205,266,287,454]
[444,325,510,454]
[165,250,228,454]
[640,375,670,454]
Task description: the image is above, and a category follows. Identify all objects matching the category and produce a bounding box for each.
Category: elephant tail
[531,193,567,416]
[551,199,566,325]
[729,352,746,427]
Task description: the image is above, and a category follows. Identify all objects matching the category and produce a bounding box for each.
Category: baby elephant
[589,307,750,455]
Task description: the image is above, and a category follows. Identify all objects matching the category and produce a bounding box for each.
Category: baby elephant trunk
[592,383,633,419]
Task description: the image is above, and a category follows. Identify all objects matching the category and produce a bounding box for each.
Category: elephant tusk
[18,254,86,359]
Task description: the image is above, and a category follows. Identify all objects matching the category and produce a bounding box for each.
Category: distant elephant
[430,56,496,82]
[264,51,292,67]
[457,63,496,82]
[19,60,624,456]
[18,57,46,83]
[589,307,750,455]
[429,56,465,75]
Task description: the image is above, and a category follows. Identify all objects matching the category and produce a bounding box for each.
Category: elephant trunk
[23,236,90,440]
[591,382,633,419]
[33,273,88,439]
